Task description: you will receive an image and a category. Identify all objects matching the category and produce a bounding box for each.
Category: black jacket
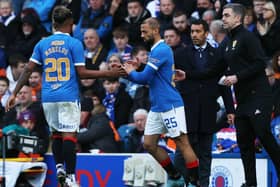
[175,44,235,133]
[77,112,119,153]
[224,25,273,115]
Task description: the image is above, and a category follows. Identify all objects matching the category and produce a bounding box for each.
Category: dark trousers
[174,133,213,187]
[235,112,280,186]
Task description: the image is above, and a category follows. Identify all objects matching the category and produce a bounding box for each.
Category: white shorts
[42,101,81,133]
[145,106,187,138]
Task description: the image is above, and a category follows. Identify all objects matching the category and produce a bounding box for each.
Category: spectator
[0,0,18,48]
[121,0,151,46]
[0,76,10,122]
[73,0,113,48]
[84,28,108,70]
[102,77,132,129]
[202,9,216,26]
[0,0,16,28]
[172,11,191,46]
[22,0,56,32]
[108,0,128,28]
[28,67,42,102]
[244,6,257,32]
[164,26,185,51]
[77,104,120,153]
[191,0,214,20]
[146,0,160,18]
[107,27,133,62]
[255,1,280,59]
[6,54,27,93]
[121,46,148,98]
[118,108,147,153]
[1,85,49,154]
[0,109,49,186]
[6,13,46,59]
[56,0,82,24]
[157,0,176,36]
[213,0,228,19]
[272,50,280,118]
[79,78,105,129]
[209,19,228,46]
[172,0,197,18]
[252,0,267,20]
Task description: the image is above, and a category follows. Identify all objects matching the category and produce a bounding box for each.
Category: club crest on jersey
[149,57,160,64]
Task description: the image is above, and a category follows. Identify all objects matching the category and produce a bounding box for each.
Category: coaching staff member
[222,3,280,187]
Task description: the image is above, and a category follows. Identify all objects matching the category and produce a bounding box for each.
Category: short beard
[144,37,155,48]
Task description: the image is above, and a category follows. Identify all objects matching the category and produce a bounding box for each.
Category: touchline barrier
[43,153,277,187]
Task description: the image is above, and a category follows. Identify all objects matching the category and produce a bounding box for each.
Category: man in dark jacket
[121,0,151,46]
[174,19,235,187]
[222,3,280,187]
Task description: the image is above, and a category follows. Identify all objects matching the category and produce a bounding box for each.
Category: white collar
[194,43,207,50]
[151,39,164,51]
[54,31,70,36]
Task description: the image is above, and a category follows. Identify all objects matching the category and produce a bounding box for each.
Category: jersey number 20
[45,57,70,82]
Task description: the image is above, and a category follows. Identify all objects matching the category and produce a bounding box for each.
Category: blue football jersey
[129,40,183,112]
[30,32,85,102]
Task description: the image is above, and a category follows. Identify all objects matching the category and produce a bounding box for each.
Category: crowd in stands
[0,0,279,163]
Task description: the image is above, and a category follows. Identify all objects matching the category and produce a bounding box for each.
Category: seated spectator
[1,109,49,157]
[1,85,48,135]
[121,0,151,46]
[146,0,160,18]
[157,0,176,37]
[202,9,216,26]
[255,1,280,59]
[213,0,228,19]
[6,54,27,93]
[0,0,16,28]
[28,67,42,102]
[0,76,10,123]
[191,0,213,20]
[83,28,108,70]
[244,6,257,32]
[118,108,147,153]
[0,76,10,109]
[107,27,133,63]
[0,109,48,187]
[164,26,185,51]
[6,13,46,59]
[22,0,56,32]
[172,11,192,46]
[73,0,113,48]
[118,108,176,153]
[0,0,19,49]
[102,77,132,129]
[77,104,120,153]
[271,51,280,118]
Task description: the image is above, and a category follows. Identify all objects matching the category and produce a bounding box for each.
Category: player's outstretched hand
[5,94,16,112]
[110,66,127,77]
[122,62,137,74]
[174,69,186,81]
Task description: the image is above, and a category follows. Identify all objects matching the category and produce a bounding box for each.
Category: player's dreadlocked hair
[52,6,73,30]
